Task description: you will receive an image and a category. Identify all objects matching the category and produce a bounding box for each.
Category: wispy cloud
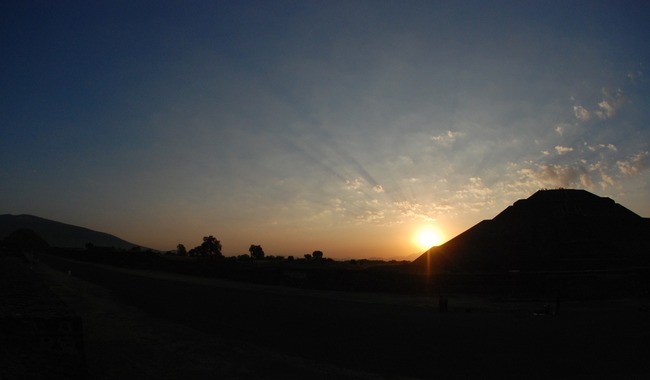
[431,130,465,146]
[617,151,650,176]
[518,164,591,189]
[573,105,591,121]
[453,177,495,212]
[586,143,618,152]
[345,178,364,191]
[515,139,629,191]
[573,88,626,122]
[554,124,567,136]
[594,88,626,120]
[555,145,574,155]
[392,200,441,222]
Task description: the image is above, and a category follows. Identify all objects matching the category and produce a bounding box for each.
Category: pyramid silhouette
[414,189,650,272]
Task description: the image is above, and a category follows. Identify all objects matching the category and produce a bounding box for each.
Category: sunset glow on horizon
[2,1,649,259]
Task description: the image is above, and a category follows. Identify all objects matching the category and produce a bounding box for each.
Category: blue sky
[2,1,649,258]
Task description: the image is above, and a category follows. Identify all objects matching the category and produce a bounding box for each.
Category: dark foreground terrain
[36,254,650,379]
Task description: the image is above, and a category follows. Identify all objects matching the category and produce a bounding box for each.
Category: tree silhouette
[249,244,265,260]
[176,244,187,256]
[312,250,324,260]
[189,236,223,257]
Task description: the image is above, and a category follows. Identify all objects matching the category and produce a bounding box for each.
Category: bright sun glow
[413,227,444,251]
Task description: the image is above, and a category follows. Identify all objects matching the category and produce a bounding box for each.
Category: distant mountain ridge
[414,189,650,272]
[0,214,141,250]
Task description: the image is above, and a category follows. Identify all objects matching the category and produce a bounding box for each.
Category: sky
[2,1,649,259]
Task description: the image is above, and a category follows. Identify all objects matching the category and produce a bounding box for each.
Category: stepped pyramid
[414,189,650,272]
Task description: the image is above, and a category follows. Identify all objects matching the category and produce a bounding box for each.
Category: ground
[33,254,650,379]
[33,258,390,380]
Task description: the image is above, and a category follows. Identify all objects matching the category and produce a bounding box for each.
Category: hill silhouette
[0,214,141,250]
[414,189,650,272]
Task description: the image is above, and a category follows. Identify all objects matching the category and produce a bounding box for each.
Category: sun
[413,226,444,251]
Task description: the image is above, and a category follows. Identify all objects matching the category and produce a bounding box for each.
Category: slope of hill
[414,189,650,272]
[0,214,140,250]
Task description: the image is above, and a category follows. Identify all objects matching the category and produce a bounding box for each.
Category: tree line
[174,236,325,261]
